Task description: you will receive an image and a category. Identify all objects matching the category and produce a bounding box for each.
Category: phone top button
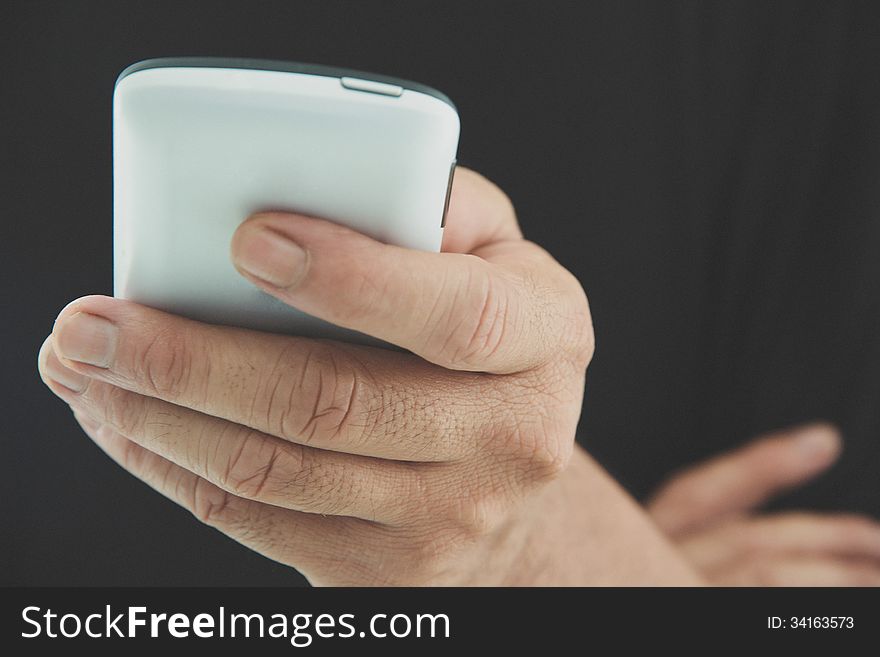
[340,77,403,97]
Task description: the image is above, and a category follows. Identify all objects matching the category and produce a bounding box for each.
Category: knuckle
[135,326,195,398]
[537,264,595,370]
[254,344,300,434]
[447,493,501,537]
[464,278,511,366]
[529,256,595,371]
[219,432,290,500]
[214,431,351,516]
[424,468,513,540]
[499,414,574,485]
[564,276,596,368]
[277,346,368,445]
[100,384,145,436]
[532,438,573,481]
[114,432,146,471]
[190,476,234,527]
[437,261,514,369]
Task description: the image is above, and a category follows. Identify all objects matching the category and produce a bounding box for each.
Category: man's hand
[648,424,880,586]
[38,167,697,585]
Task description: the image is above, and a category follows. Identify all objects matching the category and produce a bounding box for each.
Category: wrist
[498,446,703,585]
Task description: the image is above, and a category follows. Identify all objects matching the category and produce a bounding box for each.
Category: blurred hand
[38,167,697,585]
[648,424,880,586]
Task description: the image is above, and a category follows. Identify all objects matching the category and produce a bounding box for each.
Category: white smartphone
[113,57,460,343]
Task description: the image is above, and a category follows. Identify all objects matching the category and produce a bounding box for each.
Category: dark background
[2,0,879,585]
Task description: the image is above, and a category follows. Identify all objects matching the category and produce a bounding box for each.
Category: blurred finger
[648,423,841,535]
[710,555,880,587]
[679,512,880,572]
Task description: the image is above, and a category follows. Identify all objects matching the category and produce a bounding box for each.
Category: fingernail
[797,427,841,461]
[54,312,118,368]
[233,227,308,288]
[44,342,89,392]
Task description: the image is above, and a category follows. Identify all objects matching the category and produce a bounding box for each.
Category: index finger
[47,296,486,462]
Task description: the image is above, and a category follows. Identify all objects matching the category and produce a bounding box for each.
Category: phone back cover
[113,60,459,343]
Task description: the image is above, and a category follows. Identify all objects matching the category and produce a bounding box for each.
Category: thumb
[647,423,841,536]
